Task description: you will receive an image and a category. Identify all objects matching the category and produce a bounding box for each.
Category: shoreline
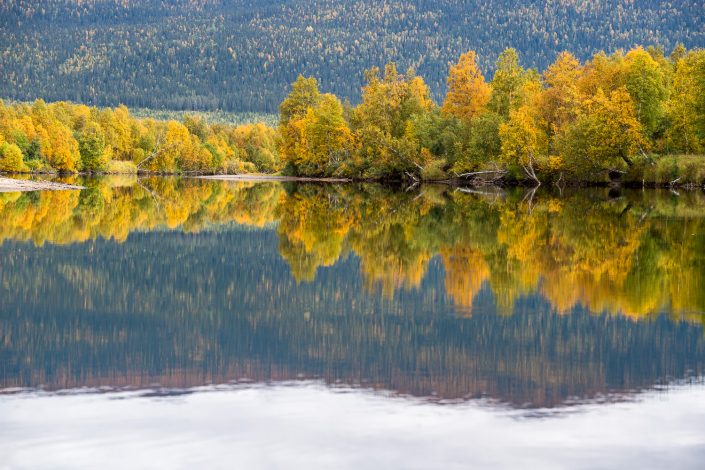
[198,174,353,183]
[2,172,704,191]
[0,177,85,192]
[198,174,705,190]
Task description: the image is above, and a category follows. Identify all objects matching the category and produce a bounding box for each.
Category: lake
[1,176,705,468]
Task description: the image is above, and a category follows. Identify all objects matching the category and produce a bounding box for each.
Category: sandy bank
[0,177,85,192]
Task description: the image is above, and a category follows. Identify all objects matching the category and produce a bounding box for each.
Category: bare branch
[456,169,507,178]
[404,171,419,182]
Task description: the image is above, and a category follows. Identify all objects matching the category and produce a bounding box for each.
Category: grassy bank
[625,155,705,187]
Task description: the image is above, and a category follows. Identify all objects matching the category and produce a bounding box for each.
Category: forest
[0,99,279,174]
[1,1,703,112]
[1,44,704,185]
[278,45,705,184]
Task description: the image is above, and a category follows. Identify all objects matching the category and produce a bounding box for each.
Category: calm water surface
[1,176,705,468]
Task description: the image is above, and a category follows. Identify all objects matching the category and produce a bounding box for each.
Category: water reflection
[1,177,705,407]
[3,382,705,469]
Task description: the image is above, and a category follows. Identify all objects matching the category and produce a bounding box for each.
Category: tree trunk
[620,150,633,167]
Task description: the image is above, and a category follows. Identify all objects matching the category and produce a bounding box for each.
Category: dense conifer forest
[1,0,704,112]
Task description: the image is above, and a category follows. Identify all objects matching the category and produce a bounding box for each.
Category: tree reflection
[2,179,705,406]
[1,177,704,320]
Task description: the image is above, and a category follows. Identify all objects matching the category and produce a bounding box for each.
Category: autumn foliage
[1,45,705,184]
[0,99,280,175]
[278,45,705,184]
[441,51,492,122]
[2,176,705,321]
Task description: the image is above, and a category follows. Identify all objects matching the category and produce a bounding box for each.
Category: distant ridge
[1,0,703,112]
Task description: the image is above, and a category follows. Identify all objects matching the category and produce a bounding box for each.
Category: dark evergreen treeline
[1,0,703,112]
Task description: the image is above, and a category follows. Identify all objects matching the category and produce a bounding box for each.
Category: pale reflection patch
[2,382,705,469]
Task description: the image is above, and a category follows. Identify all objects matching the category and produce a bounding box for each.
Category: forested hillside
[1,0,703,112]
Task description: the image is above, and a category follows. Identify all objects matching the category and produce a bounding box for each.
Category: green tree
[464,112,503,169]
[560,88,648,176]
[278,76,321,172]
[499,81,548,183]
[622,47,668,136]
[408,110,463,167]
[78,121,107,172]
[665,50,705,153]
[352,64,435,178]
[489,48,528,118]
[299,94,354,176]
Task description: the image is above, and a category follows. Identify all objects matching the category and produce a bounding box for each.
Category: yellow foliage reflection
[1,177,704,321]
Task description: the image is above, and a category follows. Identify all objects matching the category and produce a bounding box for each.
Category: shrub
[107,160,138,174]
[626,155,705,185]
[78,122,108,172]
[0,142,29,173]
[421,159,448,180]
[222,159,257,174]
